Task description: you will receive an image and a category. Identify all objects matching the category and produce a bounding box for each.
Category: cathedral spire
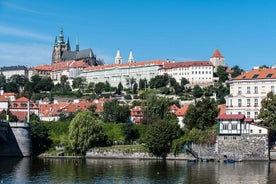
[66,37,71,49]
[54,36,58,46]
[76,36,79,51]
[127,50,134,63]
[115,49,122,64]
[58,26,65,45]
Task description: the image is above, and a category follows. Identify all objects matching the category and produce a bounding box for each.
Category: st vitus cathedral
[51,27,103,66]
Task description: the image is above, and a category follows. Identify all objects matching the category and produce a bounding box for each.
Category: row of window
[237,86,275,94]
[230,99,259,107]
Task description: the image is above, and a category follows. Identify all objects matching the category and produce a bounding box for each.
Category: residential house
[225,68,276,119]
[216,113,269,160]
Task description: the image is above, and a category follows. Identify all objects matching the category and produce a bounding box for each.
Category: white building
[217,114,268,135]
[159,61,214,87]
[225,68,276,119]
[0,66,28,79]
[81,60,163,88]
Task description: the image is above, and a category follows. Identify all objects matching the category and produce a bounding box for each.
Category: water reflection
[1,158,276,183]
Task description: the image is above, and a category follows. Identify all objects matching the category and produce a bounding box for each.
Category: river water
[1,157,276,184]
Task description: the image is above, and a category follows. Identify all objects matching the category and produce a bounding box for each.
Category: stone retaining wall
[216,134,269,161]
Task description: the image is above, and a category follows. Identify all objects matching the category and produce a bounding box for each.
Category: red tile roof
[69,60,89,68]
[175,104,190,116]
[35,65,52,71]
[218,104,226,116]
[217,113,245,120]
[211,49,224,58]
[161,61,213,69]
[0,95,8,102]
[234,68,276,80]
[11,111,27,121]
[85,60,164,71]
[169,104,179,113]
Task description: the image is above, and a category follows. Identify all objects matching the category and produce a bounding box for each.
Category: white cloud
[0,42,52,67]
[3,2,55,16]
[0,25,52,42]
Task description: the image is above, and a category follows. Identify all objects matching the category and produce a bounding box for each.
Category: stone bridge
[0,121,32,157]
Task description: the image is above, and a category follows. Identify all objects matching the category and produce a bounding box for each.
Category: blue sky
[1,0,276,70]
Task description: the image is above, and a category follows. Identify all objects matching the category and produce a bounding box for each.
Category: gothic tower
[127,50,135,64]
[210,49,225,72]
[115,49,122,64]
[51,27,71,65]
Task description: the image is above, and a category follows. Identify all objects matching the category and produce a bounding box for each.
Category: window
[238,87,242,94]
[238,99,242,107]
[254,112,258,119]
[233,136,236,140]
[247,99,250,106]
[223,124,228,130]
[254,99,258,107]
[259,130,262,133]
[252,74,259,79]
[247,86,251,94]
[246,112,251,118]
[266,73,273,78]
[271,86,275,93]
[254,86,258,94]
[250,130,253,133]
[232,124,237,130]
[230,99,233,107]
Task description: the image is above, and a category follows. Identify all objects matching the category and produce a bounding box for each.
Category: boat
[224,159,235,163]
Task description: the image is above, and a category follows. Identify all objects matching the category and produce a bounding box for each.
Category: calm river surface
[1,157,276,184]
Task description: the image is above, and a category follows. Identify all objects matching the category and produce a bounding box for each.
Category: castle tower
[210,49,225,72]
[115,49,122,64]
[127,50,135,63]
[51,27,71,65]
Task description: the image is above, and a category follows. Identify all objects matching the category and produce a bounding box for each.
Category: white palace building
[80,49,225,88]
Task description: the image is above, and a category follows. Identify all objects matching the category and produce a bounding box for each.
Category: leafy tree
[121,124,140,144]
[258,92,276,131]
[94,82,106,95]
[146,121,181,158]
[142,94,172,124]
[139,78,147,90]
[132,82,138,94]
[231,65,244,78]
[183,97,219,130]
[0,110,18,122]
[72,77,86,89]
[260,65,269,69]
[116,82,123,95]
[0,74,6,91]
[102,99,130,123]
[216,65,229,83]
[30,121,52,155]
[193,85,203,98]
[181,77,189,87]
[149,74,170,89]
[69,111,107,155]
[214,83,229,104]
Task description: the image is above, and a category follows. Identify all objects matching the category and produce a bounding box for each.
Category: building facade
[81,60,164,88]
[51,27,102,66]
[0,66,28,79]
[225,68,276,119]
[159,61,214,87]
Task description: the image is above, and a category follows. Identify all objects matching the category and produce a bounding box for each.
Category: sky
[1,0,276,71]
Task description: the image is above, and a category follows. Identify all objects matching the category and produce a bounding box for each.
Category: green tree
[94,82,106,95]
[193,85,203,98]
[216,65,229,83]
[231,65,244,78]
[139,78,147,90]
[116,82,123,94]
[69,111,107,155]
[183,97,219,130]
[181,77,189,87]
[149,74,170,89]
[102,99,130,123]
[146,121,181,158]
[72,77,86,89]
[258,92,276,131]
[121,124,140,144]
[0,74,6,91]
[132,82,138,94]
[30,121,52,155]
